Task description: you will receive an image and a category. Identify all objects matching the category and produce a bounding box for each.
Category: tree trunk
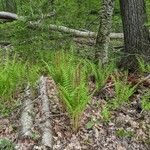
[119,0,150,70]
[95,0,115,64]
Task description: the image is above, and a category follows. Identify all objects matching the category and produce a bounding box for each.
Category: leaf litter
[0,74,150,150]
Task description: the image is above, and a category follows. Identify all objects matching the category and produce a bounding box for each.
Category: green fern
[85,60,115,91]
[44,51,91,132]
[141,90,150,111]
[137,57,150,73]
[0,52,40,116]
[110,75,135,109]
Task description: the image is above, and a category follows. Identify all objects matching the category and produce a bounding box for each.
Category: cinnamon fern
[44,51,91,132]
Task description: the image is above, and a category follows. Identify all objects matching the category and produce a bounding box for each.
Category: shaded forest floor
[0,39,150,150]
[0,74,150,150]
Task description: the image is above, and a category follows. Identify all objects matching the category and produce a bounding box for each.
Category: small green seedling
[116,128,134,138]
[141,90,150,111]
[85,117,97,129]
[137,57,150,73]
[101,107,111,123]
[0,139,15,150]
[110,75,135,109]
[85,60,115,91]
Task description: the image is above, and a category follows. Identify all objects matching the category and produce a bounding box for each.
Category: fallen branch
[20,85,33,138]
[38,76,53,149]
[0,11,18,20]
[0,11,124,39]
[0,11,55,21]
[30,21,124,39]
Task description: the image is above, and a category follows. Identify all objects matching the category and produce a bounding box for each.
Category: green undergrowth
[101,69,150,123]
[85,60,116,91]
[1,48,150,132]
[141,90,150,111]
[138,58,150,111]
[111,75,136,109]
[138,57,150,73]
[43,51,90,132]
[43,50,116,132]
[101,73,136,123]
[0,51,40,116]
[0,139,15,150]
[116,128,134,138]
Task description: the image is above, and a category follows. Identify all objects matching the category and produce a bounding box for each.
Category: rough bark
[20,85,33,138]
[38,76,53,148]
[30,22,123,39]
[96,0,115,64]
[119,0,150,70]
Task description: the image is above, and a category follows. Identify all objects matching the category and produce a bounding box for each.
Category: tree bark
[95,0,115,64]
[119,0,150,70]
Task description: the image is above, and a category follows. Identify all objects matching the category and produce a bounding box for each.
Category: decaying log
[38,76,53,149]
[0,11,124,39]
[30,21,124,39]
[48,24,123,39]
[20,85,33,138]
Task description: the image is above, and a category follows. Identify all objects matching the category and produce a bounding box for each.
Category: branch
[0,11,124,39]
[0,11,18,20]
[20,84,33,138]
[38,76,53,148]
[29,22,124,39]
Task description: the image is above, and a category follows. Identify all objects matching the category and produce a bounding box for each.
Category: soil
[0,76,150,150]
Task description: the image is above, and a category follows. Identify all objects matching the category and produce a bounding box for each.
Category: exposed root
[38,76,53,149]
[20,85,33,138]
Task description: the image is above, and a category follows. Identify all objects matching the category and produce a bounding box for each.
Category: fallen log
[0,11,124,39]
[20,85,33,138]
[38,76,53,149]
[30,21,124,39]
[0,11,18,20]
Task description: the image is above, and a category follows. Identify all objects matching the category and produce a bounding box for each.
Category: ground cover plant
[0,0,150,149]
[0,47,150,149]
[0,50,40,116]
[44,51,91,132]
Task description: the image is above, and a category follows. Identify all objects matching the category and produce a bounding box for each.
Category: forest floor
[0,74,150,150]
